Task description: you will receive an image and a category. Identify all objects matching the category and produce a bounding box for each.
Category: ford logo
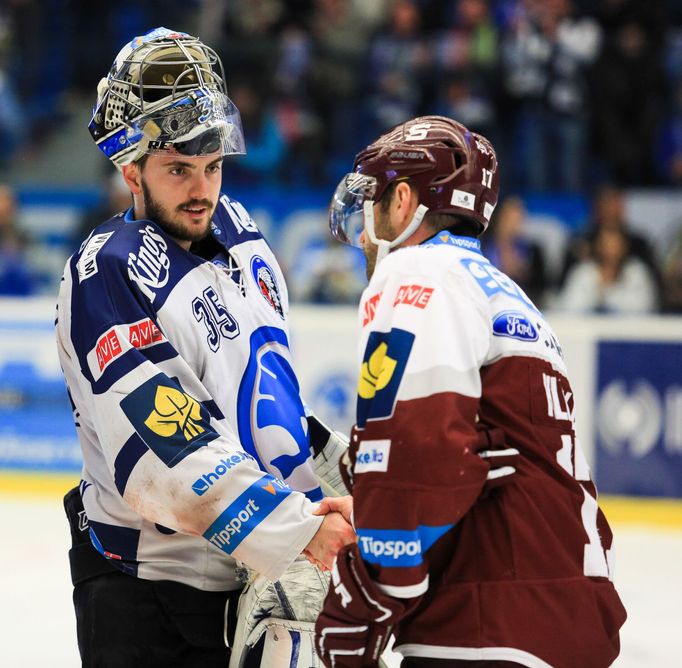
[492,311,538,342]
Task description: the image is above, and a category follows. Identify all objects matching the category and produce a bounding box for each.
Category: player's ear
[393,181,418,229]
[121,163,142,195]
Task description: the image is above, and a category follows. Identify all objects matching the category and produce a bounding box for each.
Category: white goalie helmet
[89,26,246,166]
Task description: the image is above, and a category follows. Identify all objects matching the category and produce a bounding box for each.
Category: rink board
[0,469,680,530]
[1,300,681,500]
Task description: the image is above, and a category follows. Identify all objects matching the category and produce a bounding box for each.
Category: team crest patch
[251,255,284,318]
[356,328,414,429]
[120,374,218,467]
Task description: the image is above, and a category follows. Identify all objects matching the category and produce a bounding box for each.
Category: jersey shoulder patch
[75,216,128,283]
[211,193,263,247]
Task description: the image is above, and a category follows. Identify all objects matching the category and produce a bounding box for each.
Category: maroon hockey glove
[315,543,406,667]
[475,423,520,496]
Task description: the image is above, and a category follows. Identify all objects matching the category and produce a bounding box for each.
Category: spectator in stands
[0,184,39,295]
[217,0,284,91]
[0,73,26,169]
[431,0,499,139]
[498,0,601,192]
[559,184,661,288]
[307,0,373,167]
[482,195,547,307]
[221,80,287,186]
[661,225,682,313]
[434,71,496,144]
[657,76,682,186]
[590,17,667,185]
[0,6,27,167]
[365,0,430,137]
[558,226,659,313]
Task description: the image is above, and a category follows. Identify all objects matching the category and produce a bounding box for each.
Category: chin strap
[362,200,429,265]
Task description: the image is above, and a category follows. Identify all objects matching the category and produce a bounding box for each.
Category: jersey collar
[421,230,482,255]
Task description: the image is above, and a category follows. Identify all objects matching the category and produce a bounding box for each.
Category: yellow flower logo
[144,386,205,441]
[358,342,397,400]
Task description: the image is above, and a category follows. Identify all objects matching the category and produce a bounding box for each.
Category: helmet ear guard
[89,27,245,166]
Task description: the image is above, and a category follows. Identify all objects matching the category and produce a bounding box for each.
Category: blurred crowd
[1,0,681,189]
[0,0,682,314]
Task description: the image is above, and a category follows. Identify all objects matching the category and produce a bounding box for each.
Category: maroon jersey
[348,234,626,667]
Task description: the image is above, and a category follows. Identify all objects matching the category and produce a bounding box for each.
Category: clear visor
[129,88,245,157]
[329,173,377,247]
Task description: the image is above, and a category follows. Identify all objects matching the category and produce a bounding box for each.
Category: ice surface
[0,496,679,667]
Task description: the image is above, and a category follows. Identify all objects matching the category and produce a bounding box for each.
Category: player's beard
[363,240,378,280]
[362,207,393,280]
[141,179,215,244]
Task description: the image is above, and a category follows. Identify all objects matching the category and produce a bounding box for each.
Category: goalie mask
[329,115,500,261]
[89,27,245,166]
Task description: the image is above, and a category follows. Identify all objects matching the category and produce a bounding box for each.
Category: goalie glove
[308,415,351,496]
[315,543,413,668]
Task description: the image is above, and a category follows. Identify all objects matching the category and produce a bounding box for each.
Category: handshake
[302,423,519,571]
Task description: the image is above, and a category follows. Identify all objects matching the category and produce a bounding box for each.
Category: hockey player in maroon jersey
[314,116,627,668]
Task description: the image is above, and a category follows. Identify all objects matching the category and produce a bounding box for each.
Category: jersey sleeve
[350,262,491,602]
[56,247,321,582]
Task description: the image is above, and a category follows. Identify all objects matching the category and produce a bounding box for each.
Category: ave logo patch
[357,328,414,429]
[120,374,218,467]
[88,317,166,380]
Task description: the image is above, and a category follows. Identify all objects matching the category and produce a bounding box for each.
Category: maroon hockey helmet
[331,116,499,246]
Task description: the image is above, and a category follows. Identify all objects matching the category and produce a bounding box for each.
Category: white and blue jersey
[55,193,323,590]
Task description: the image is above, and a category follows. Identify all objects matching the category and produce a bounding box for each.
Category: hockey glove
[315,543,407,667]
[308,414,351,495]
[475,423,520,496]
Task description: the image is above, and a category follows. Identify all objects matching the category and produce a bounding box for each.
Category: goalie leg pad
[235,618,320,668]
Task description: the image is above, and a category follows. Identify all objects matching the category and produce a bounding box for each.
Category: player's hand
[303,511,356,571]
[314,495,354,525]
[475,423,520,496]
[315,543,407,667]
